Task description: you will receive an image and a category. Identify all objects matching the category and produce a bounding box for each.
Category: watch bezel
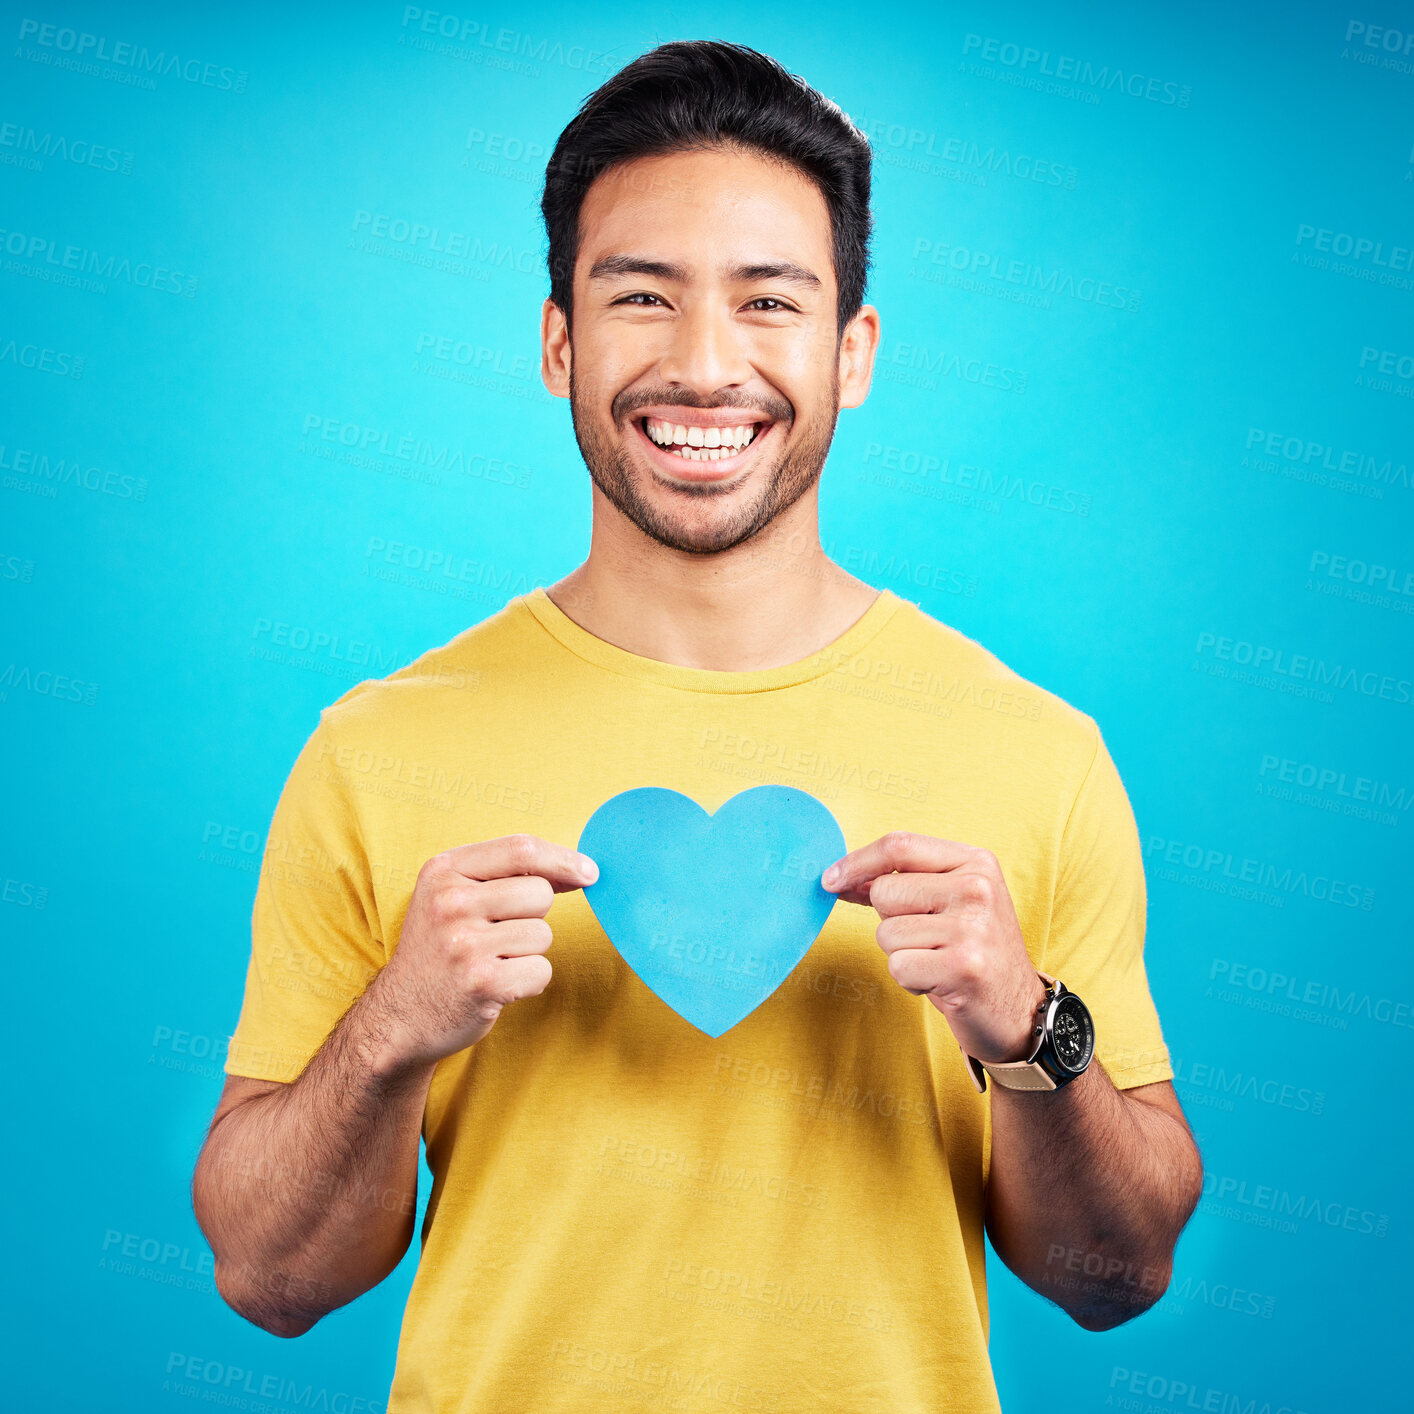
[1040,989,1095,1079]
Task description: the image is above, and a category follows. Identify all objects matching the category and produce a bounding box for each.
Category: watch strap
[965,1052,1059,1092]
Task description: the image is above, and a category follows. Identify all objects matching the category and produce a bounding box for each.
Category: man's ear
[837,304,880,411]
[541,298,571,399]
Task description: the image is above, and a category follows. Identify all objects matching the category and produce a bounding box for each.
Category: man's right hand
[363,834,599,1077]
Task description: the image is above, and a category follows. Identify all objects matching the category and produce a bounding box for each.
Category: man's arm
[985,1069,1202,1329]
[194,834,599,1336]
[821,830,1201,1330]
[192,983,436,1338]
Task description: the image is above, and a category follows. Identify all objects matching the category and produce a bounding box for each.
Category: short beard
[568,365,839,556]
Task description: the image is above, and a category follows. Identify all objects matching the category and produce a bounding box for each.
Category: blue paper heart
[576,785,846,1037]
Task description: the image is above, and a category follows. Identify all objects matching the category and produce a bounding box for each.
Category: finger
[485,916,554,958]
[865,865,989,921]
[828,882,878,908]
[874,910,964,955]
[475,873,556,921]
[439,833,598,891]
[821,831,975,896]
[884,946,947,997]
[486,953,554,1005]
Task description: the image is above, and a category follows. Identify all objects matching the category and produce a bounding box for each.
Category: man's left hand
[821,831,1047,1065]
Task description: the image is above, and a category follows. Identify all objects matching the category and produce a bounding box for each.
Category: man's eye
[747,298,791,311]
[616,292,665,306]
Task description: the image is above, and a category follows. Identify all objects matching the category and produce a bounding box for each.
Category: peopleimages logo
[1199,1171,1389,1238]
[0,120,134,175]
[1145,834,1375,910]
[1307,550,1414,599]
[162,1353,384,1411]
[1208,958,1414,1032]
[1170,1057,1325,1115]
[909,239,1140,311]
[299,414,532,488]
[1295,224,1412,272]
[1109,1366,1309,1414]
[1344,19,1414,54]
[1244,427,1410,494]
[0,336,85,378]
[872,339,1028,395]
[1259,751,1412,816]
[1359,346,1414,380]
[0,225,198,296]
[1356,345,1414,402]
[350,211,538,275]
[849,111,1079,189]
[961,33,1191,105]
[15,18,248,91]
[1194,630,1413,708]
[1341,19,1414,75]
[0,443,146,499]
[397,7,613,74]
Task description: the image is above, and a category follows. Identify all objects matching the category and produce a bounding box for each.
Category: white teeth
[643,417,760,457]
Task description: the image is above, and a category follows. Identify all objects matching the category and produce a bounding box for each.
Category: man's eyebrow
[586,254,690,282]
[585,254,822,290]
[727,260,822,290]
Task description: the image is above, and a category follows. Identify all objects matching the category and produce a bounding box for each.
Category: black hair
[540,40,872,333]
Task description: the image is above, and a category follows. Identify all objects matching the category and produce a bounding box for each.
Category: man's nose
[657,301,754,396]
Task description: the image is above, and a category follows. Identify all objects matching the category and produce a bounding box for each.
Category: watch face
[1050,994,1095,1073]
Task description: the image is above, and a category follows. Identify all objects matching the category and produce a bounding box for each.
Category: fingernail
[821,864,840,888]
[578,854,599,882]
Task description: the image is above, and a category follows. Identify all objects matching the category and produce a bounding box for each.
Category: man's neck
[543,523,880,673]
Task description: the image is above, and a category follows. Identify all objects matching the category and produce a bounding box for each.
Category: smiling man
[195,40,1202,1414]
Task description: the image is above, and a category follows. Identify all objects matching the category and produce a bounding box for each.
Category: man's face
[542,145,871,556]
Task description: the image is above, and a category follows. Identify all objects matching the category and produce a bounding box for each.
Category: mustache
[611,387,794,425]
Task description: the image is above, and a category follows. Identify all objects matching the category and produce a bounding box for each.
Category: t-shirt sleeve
[224,708,386,1084]
[1038,720,1174,1090]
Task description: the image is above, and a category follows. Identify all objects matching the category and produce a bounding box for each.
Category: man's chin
[595,467,775,554]
[574,412,828,556]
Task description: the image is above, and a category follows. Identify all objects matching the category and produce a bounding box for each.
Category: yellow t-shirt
[225,585,1173,1414]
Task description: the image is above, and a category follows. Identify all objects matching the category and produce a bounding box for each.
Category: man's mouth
[638,415,766,463]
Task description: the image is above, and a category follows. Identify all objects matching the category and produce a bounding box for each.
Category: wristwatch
[964,972,1095,1093]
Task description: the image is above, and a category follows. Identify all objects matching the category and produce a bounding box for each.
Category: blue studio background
[4,0,1411,1409]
